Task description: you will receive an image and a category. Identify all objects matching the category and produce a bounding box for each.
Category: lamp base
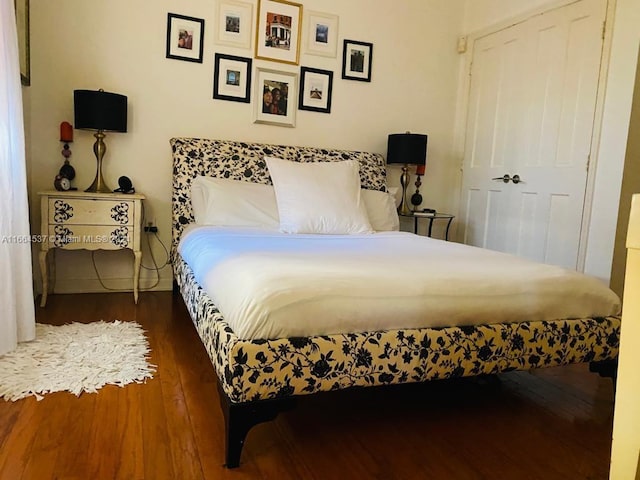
[398,165,412,216]
[85,130,112,193]
[84,180,112,194]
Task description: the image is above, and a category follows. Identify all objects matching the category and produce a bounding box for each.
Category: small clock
[54,175,72,191]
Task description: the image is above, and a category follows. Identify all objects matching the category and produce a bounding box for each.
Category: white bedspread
[178,226,621,340]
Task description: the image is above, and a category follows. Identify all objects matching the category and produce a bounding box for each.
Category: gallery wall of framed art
[164,0,375,128]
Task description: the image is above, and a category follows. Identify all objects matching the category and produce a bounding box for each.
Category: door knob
[492,174,511,183]
[511,174,521,184]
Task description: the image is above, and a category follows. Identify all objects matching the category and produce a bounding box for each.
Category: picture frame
[216,0,253,49]
[304,11,338,58]
[255,0,302,65]
[342,39,373,82]
[14,0,30,86]
[166,13,205,63]
[254,67,297,127]
[213,54,252,103]
[298,67,333,114]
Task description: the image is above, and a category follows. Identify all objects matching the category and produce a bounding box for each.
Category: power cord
[91,200,171,292]
[91,250,160,291]
[140,231,170,270]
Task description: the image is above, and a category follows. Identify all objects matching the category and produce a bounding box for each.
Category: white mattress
[178,226,621,340]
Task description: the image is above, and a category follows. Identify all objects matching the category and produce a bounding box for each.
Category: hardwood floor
[0,292,615,480]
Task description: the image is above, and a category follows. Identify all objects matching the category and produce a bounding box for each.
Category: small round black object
[59,163,76,180]
[118,176,132,191]
[114,176,135,193]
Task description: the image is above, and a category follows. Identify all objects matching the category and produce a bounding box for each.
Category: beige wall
[611,47,640,297]
[26,0,464,293]
[584,0,640,285]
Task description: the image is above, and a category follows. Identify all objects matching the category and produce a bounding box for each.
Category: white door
[459,0,606,270]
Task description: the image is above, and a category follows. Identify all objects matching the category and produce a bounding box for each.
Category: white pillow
[387,186,400,208]
[361,189,400,231]
[191,176,279,228]
[265,157,373,234]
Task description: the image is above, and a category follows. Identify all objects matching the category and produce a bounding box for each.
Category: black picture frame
[213,53,252,103]
[341,39,373,82]
[298,66,333,114]
[166,13,205,63]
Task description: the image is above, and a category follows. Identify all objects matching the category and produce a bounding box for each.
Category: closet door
[459,0,606,269]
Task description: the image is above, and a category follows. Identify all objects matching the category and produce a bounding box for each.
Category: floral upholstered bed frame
[170,137,620,468]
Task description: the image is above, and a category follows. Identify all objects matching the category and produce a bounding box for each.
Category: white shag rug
[0,321,155,401]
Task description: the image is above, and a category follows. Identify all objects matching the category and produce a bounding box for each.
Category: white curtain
[0,0,35,355]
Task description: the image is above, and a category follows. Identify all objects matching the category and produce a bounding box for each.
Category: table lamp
[74,89,128,193]
[386,132,428,215]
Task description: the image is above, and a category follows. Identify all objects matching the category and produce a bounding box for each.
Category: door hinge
[602,21,606,40]
[586,154,591,172]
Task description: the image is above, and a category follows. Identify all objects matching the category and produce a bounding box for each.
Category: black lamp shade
[386,133,428,165]
[74,90,128,132]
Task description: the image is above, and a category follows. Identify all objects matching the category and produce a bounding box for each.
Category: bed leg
[217,382,295,468]
[589,358,618,392]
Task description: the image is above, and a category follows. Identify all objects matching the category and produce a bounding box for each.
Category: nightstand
[399,212,455,240]
[38,191,145,307]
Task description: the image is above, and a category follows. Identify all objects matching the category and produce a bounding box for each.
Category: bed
[170,137,621,468]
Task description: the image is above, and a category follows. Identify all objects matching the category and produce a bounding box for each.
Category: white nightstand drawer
[48,198,134,226]
[47,224,132,251]
[39,190,146,307]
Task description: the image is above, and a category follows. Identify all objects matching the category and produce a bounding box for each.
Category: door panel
[545,193,574,267]
[514,191,540,260]
[459,0,606,270]
[485,189,508,251]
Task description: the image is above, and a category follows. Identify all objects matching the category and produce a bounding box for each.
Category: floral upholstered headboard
[169,137,387,258]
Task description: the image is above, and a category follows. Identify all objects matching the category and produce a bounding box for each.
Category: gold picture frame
[14,0,30,86]
[255,0,302,65]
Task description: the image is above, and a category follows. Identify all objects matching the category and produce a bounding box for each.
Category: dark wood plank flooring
[0,292,614,479]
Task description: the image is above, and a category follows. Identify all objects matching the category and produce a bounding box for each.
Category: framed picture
[14,0,30,86]
[255,0,302,65]
[298,67,333,114]
[216,0,253,49]
[213,54,252,103]
[254,67,297,127]
[166,13,205,63]
[342,40,373,82]
[304,11,338,58]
